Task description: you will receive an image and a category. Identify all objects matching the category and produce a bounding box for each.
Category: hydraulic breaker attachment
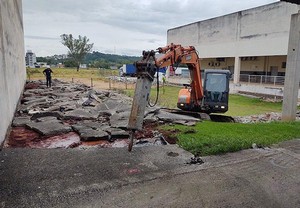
[127,50,157,151]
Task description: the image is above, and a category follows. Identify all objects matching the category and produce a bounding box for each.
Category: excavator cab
[202,69,231,113]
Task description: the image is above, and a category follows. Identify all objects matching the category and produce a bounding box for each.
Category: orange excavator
[127,43,231,151]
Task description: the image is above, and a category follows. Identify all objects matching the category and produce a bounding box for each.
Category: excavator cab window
[203,70,230,113]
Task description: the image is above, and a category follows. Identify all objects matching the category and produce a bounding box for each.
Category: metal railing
[239,74,286,86]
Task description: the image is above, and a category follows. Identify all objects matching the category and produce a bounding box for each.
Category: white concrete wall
[201,56,287,74]
[0,0,26,144]
[167,2,300,58]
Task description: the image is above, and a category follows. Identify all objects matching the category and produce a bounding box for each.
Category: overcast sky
[23,0,279,57]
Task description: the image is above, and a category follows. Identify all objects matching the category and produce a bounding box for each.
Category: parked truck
[119,64,137,76]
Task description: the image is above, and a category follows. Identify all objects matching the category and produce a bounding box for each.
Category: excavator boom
[155,44,204,106]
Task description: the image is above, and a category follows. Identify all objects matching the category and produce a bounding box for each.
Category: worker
[162,73,166,84]
[43,66,53,87]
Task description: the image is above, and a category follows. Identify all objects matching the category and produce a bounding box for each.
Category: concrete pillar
[233,56,241,84]
[282,11,300,121]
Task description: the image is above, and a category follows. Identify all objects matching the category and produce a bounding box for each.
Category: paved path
[1,139,300,208]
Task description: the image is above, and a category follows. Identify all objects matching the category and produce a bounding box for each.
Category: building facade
[25,50,37,67]
[167,1,300,84]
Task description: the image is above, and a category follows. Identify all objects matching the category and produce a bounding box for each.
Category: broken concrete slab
[72,124,109,141]
[88,90,102,102]
[21,95,45,103]
[18,101,49,114]
[81,97,96,107]
[35,116,59,122]
[26,120,72,136]
[12,117,32,127]
[30,112,62,120]
[63,109,99,120]
[96,99,131,115]
[155,110,200,123]
[23,97,48,105]
[173,120,197,126]
[73,121,110,131]
[135,137,167,147]
[110,111,130,129]
[105,127,130,139]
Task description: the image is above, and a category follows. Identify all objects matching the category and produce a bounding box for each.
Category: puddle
[5,127,40,148]
[6,122,168,150]
[6,127,132,149]
[30,132,81,148]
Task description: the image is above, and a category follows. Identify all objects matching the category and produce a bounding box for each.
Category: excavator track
[209,114,235,122]
[161,108,235,123]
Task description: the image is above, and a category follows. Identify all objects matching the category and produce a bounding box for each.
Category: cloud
[25,35,60,40]
[23,0,279,56]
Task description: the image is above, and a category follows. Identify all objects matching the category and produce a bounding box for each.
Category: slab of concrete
[110,111,130,128]
[106,127,130,140]
[0,140,299,207]
[26,120,72,136]
[12,117,32,127]
[96,99,131,115]
[63,108,99,120]
[72,125,109,141]
[155,110,200,123]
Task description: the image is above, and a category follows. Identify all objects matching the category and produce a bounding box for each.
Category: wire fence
[64,76,138,91]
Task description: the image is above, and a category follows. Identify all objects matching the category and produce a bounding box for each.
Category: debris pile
[234,112,300,123]
[6,80,200,149]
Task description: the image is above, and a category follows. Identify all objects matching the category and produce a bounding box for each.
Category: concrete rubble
[6,79,200,149]
[234,111,300,123]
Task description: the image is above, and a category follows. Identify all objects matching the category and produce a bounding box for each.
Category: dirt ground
[64,77,135,90]
[30,77,136,90]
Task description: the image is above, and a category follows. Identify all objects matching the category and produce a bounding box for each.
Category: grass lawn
[227,94,282,116]
[125,85,284,116]
[139,86,299,156]
[125,84,300,156]
[163,121,300,156]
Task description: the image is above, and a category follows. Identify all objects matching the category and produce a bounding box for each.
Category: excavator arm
[155,44,204,106]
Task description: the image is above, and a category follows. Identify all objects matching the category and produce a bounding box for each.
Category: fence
[68,76,137,90]
[239,74,286,86]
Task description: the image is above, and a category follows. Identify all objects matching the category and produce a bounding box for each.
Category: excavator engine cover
[177,88,191,110]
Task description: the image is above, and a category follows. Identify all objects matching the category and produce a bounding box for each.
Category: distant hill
[36,51,141,69]
[84,51,141,68]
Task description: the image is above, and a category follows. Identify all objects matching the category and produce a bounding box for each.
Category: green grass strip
[163,121,300,156]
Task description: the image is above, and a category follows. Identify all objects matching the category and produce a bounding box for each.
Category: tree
[60,34,93,71]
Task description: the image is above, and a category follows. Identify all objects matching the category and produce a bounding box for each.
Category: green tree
[60,34,93,71]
